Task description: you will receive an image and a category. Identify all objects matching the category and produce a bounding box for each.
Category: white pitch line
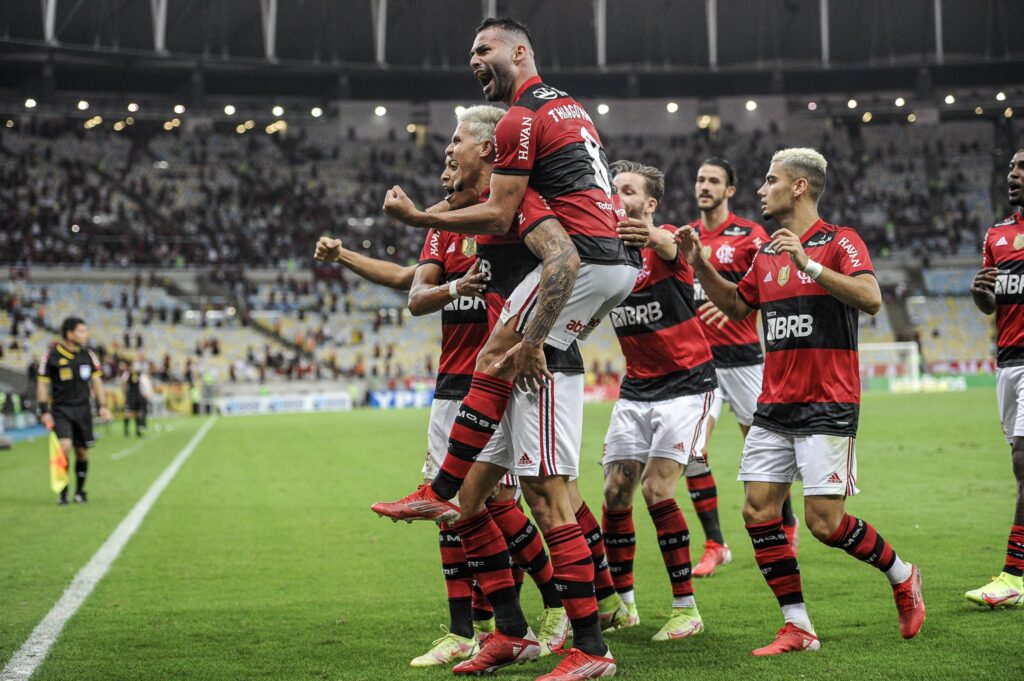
[0,416,218,681]
[108,441,147,461]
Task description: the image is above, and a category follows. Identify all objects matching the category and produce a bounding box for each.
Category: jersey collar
[512,75,543,105]
[800,219,828,244]
[700,212,737,237]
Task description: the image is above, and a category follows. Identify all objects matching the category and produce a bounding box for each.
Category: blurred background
[1,0,1022,431]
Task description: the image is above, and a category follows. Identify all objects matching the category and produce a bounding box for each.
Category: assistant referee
[37,317,111,505]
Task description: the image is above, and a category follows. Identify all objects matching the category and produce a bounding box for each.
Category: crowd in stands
[2,115,1020,271]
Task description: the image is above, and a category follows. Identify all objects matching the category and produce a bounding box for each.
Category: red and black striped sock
[438,527,474,638]
[455,509,527,637]
[648,499,694,599]
[574,503,617,602]
[824,514,899,573]
[432,372,513,500]
[686,471,724,544]
[544,523,605,656]
[488,499,561,608]
[1005,525,1024,577]
[746,516,803,606]
[602,505,636,595]
[472,580,493,622]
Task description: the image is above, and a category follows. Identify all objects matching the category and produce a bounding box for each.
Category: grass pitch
[1,389,1021,680]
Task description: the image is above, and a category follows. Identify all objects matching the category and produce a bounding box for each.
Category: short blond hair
[457,105,505,145]
[771,147,827,200]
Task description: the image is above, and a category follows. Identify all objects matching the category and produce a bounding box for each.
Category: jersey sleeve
[87,349,102,375]
[831,228,874,276]
[418,229,444,268]
[982,229,994,268]
[493,105,537,175]
[38,348,52,381]
[736,251,762,309]
[515,188,557,239]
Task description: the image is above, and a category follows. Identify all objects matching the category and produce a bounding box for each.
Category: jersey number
[580,127,612,197]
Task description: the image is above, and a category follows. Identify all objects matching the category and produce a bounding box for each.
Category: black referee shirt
[38,342,102,409]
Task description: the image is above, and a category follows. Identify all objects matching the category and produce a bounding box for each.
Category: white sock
[619,589,635,604]
[673,595,696,609]
[780,603,814,633]
[885,557,913,585]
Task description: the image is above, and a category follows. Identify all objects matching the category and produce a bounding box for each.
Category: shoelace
[894,581,919,611]
[429,625,462,648]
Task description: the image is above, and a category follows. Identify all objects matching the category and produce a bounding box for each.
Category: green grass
[1,390,1021,680]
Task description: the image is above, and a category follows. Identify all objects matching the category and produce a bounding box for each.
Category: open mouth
[1010,182,1022,192]
[476,68,494,94]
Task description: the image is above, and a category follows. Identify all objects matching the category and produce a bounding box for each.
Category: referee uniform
[38,341,102,503]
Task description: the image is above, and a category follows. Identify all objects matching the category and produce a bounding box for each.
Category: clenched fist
[314,236,343,262]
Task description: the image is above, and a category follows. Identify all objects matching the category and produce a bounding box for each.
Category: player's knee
[603,480,631,510]
[741,499,774,525]
[804,512,841,543]
[640,475,673,507]
[1012,449,1024,482]
[74,448,88,461]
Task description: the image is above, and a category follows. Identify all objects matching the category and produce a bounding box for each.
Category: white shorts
[738,425,859,497]
[709,364,763,427]
[500,262,639,351]
[602,391,715,467]
[996,365,1024,444]
[423,399,516,487]
[483,373,585,479]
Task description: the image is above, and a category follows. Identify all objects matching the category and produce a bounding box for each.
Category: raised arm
[768,228,881,315]
[408,260,487,317]
[314,236,416,291]
[676,226,753,320]
[383,173,529,235]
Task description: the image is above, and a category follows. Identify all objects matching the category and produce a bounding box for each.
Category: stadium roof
[1,0,1022,101]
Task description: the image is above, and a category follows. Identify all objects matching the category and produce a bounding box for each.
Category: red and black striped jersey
[736,220,874,437]
[983,211,1024,367]
[420,190,584,399]
[692,213,770,367]
[493,75,639,268]
[609,225,717,401]
[418,229,490,399]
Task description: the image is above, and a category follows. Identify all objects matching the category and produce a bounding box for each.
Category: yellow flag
[49,432,68,494]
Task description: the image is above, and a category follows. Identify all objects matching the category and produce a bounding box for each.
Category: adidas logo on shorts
[519,452,533,465]
[826,471,843,484]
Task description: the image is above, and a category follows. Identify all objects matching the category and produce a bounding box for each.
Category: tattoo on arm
[522,219,581,345]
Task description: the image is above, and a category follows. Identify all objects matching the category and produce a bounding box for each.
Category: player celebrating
[686,158,799,577]
[375,16,639,519]
[37,316,111,505]
[967,145,1024,607]
[316,144,569,665]
[600,160,716,642]
[677,148,925,654]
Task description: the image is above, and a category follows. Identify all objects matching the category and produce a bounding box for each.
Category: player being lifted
[374,19,638,678]
[599,161,716,641]
[316,143,569,666]
[687,158,799,576]
[37,316,111,505]
[967,144,1024,608]
[677,148,926,654]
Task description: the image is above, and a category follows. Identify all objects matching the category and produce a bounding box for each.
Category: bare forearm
[37,381,50,409]
[91,378,106,408]
[693,259,750,320]
[408,282,457,316]
[419,201,510,235]
[814,269,881,315]
[337,250,414,291]
[521,247,580,346]
[973,291,996,315]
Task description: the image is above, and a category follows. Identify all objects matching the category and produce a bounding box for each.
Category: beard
[699,194,726,213]
[483,62,515,102]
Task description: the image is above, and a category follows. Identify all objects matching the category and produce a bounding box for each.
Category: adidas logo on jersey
[826,472,843,484]
[997,236,1009,246]
[519,452,533,465]
[763,271,773,283]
